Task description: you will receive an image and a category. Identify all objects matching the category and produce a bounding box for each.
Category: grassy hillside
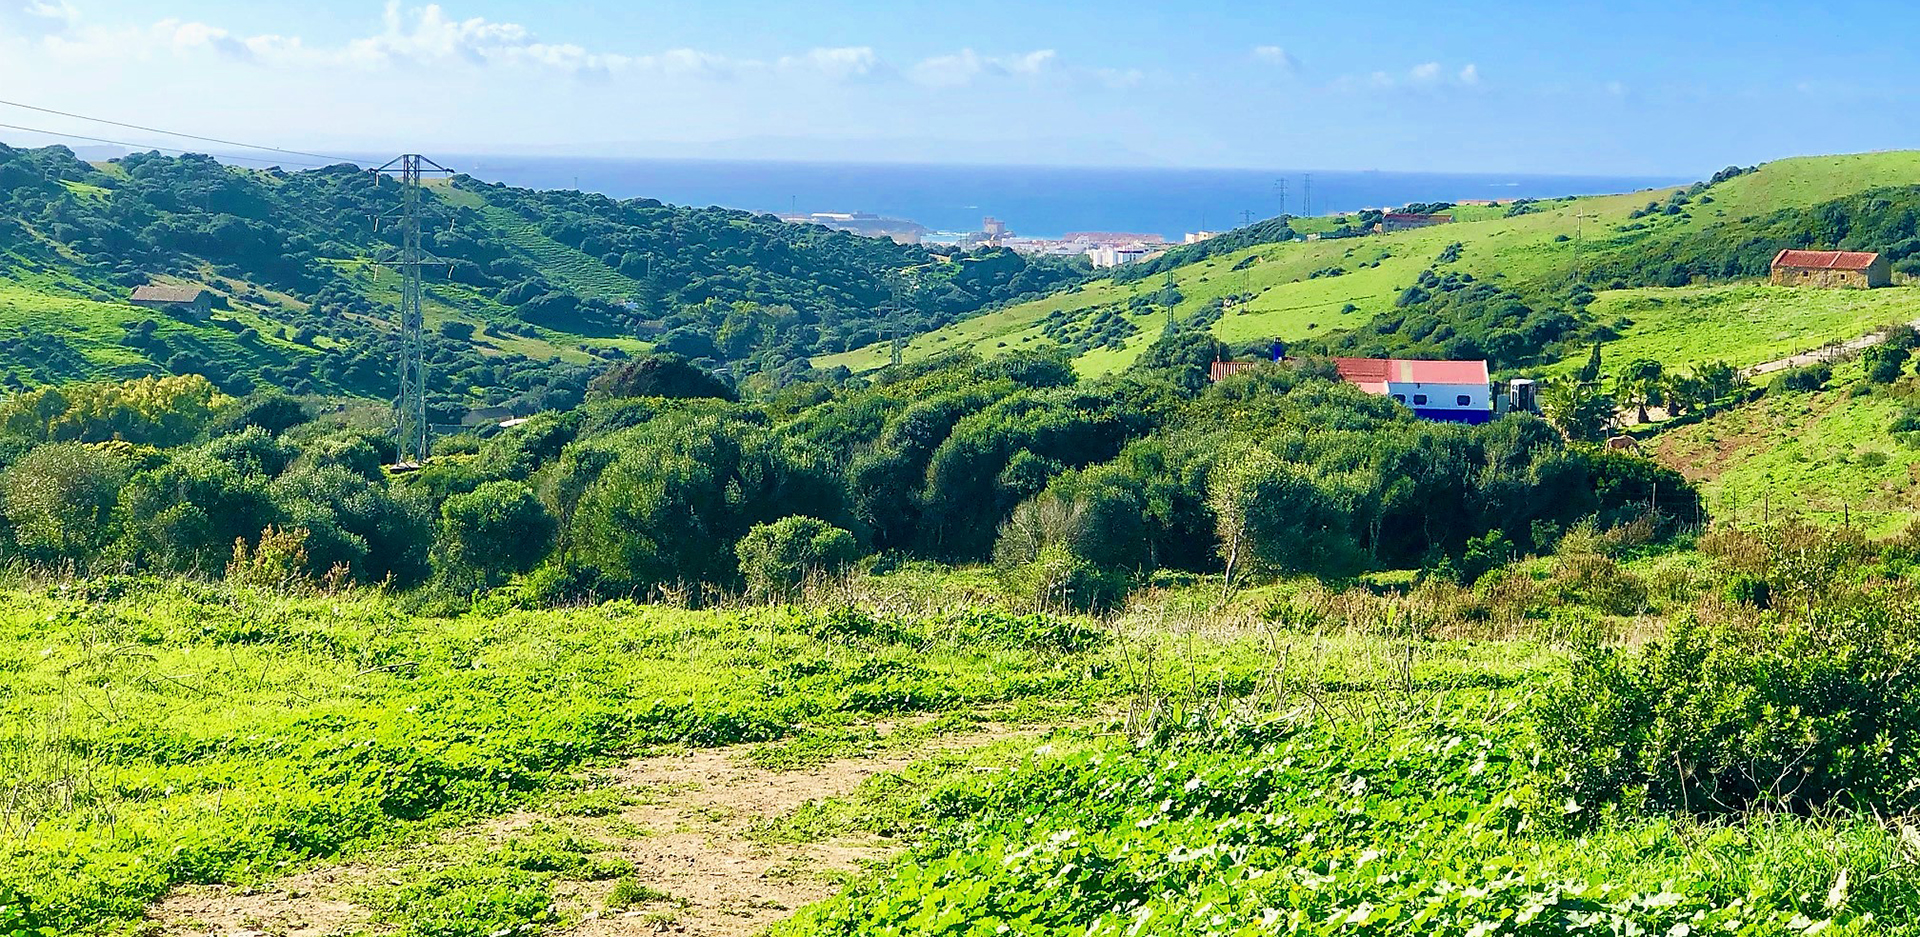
[0,143,1085,412]
[1552,282,1920,376]
[1654,359,1920,532]
[821,151,1920,378]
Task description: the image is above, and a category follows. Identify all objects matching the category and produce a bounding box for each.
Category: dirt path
[148,722,1032,937]
[1741,315,1920,378]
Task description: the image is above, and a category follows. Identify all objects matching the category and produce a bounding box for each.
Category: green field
[819,152,1920,378]
[7,558,1920,936]
[1558,282,1920,376]
[1654,359,1920,532]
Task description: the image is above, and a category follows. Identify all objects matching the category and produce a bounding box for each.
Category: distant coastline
[446,155,1686,242]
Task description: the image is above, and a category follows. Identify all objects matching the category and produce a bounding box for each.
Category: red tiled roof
[1771,249,1881,271]
[1333,357,1488,388]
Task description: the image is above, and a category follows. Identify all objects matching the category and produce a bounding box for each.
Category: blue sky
[1,0,1916,175]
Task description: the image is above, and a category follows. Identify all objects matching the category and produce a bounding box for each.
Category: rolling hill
[0,143,1085,415]
[819,152,1920,379]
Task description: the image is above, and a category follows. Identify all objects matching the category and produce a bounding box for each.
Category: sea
[445,155,1685,241]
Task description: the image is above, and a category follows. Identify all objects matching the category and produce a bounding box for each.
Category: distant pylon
[1163,270,1178,333]
[1275,178,1287,217]
[370,154,454,466]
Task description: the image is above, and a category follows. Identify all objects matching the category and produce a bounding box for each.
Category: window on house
[1393,394,1406,403]
[1456,394,1471,406]
[1413,394,1428,405]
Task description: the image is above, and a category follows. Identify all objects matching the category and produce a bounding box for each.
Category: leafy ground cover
[0,583,1120,933]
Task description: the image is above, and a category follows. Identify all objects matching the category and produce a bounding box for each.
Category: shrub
[1862,343,1909,384]
[226,524,315,592]
[212,389,310,436]
[435,481,557,588]
[1540,604,1920,815]
[735,516,858,600]
[1767,362,1829,394]
[587,352,735,401]
[1,442,127,564]
[1000,543,1129,613]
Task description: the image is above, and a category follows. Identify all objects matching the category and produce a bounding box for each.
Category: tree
[1207,446,1357,595]
[1863,343,1909,384]
[213,389,310,437]
[436,480,556,587]
[1613,358,1664,424]
[119,450,277,572]
[1661,371,1705,417]
[1576,341,1603,383]
[1694,360,1740,412]
[735,516,858,600]
[1,443,127,564]
[1539,375,1613,441]
[586,352,736,401]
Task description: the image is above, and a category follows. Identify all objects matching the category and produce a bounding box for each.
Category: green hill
[0,143,1085,414]
[820,152,1920,378]
[1654,358,1920,533]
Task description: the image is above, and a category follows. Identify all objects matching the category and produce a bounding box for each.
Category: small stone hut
[1769,250,1891,289]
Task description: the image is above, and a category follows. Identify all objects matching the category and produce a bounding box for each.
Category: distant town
[776,209,1218,267]
[778,205,1478,267]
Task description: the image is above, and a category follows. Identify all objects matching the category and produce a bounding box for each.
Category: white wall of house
[1384,381,1489,413]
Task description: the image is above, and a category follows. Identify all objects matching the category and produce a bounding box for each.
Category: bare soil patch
[148,723,1029,937]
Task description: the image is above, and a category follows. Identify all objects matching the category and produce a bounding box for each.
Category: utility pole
[370,154,454,467]
[885,269,906,367]
[1241,208,1255,227]
[1163,270,1178,334]
[1274,178,1287,217]
[1573,211,1597,283]
[1303,173,1313,217]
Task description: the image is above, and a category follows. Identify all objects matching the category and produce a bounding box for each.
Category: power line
[0,98,356,164]
[0,120,335,169]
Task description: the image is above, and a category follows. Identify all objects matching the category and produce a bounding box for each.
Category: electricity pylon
[370,155,453,466]
[1163,270,1178,334]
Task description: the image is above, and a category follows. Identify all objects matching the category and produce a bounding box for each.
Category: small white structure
[1333,357,1493,424]
[1087,245,1155,268]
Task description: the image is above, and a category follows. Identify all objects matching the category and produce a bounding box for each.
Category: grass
[471,203,647,303]
[1654,360,1920,533]
[5,547,1920,933]
[0,582,1131,933]
[818,150,1920,378]
[1560,282,1920,376]
[0,281,317,387]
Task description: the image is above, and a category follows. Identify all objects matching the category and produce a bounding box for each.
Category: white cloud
[909,48,1056,87]
[1253,45,1298,72]
[25,4,909,85]
[1334,61,1481,92]
[778,46,880,81]
[24,0,78,27]
[1093,66,1144,89]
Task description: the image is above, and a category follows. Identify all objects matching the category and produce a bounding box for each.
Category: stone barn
[1769,250,1891,289]
[129,284,215,315]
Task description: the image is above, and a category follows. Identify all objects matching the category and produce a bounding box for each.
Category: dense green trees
[587,352,737,401]
[0,357,1695,603]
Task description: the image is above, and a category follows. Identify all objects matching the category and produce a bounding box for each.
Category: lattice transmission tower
[370,155,453,466]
